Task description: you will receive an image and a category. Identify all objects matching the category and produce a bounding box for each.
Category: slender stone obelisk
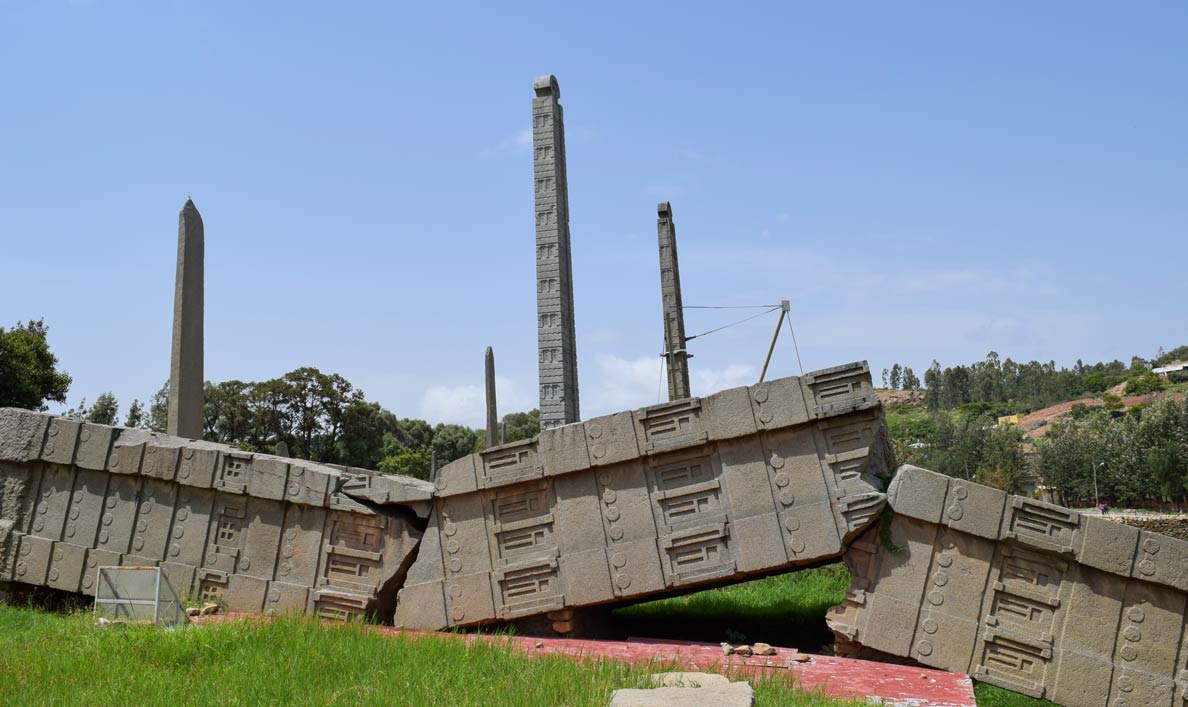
[168,198,204,439]
[532,75,580,429]
[485,346,499,448]
[657,202,691,401]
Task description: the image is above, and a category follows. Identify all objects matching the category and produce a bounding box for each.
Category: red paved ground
[195,614,976,706]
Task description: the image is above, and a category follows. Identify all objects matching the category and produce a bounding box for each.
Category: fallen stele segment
[394,361,892,629]
[829,464,1188,707]
[0,407,434,619]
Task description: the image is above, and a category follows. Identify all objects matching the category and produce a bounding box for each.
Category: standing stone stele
[533,74,580,430]
[657,202,691,401]
[485,346,499,448]
[168,198,204,440]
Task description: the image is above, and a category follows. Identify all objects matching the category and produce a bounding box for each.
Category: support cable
[683,304,781,310]
[785,311,806,376]
[686,306,780,342]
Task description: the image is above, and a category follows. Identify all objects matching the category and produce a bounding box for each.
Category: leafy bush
[1126,372,1168,396]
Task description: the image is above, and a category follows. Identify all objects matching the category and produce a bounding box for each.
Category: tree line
[82,370,539,480]
[1,319,538,481]
[884,345,1187,414]
[1036,395,1188,508]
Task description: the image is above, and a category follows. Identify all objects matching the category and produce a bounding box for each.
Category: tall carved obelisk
[168,198,204,439]
[657,202,691,401]
[533,75,580,429]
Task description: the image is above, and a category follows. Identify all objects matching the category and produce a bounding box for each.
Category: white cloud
[583,353,758,418]
[419,376,533,427]
[693,364,755,396]
[479,129,532,158]
[586,354,665,413]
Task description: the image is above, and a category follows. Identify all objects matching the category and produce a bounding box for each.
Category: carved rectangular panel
[646,455,724,533]
[1003,498,1080,553]
[311,589,369,621]
[495,558,564,618]
[659,522,734,586]
[479,441,543,488]
[488,483,556,566]
[322,512,385,593]
[974,630,1052,699]
[216,454,249,494]
[636,400,708,454]
[204,498,246,573]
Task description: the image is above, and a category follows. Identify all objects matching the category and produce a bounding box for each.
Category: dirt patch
[1020,391,1185,440]
[878,390,922,407]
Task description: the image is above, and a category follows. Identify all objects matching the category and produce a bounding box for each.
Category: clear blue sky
[2,1,1185,427]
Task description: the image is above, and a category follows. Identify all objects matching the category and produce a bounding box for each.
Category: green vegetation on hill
[882,346,1185,416]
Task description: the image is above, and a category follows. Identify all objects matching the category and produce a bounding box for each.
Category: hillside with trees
[887,346,1188,506]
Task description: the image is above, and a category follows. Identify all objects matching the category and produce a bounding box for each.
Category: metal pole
[153,568,161,624]
[758,301,791,383]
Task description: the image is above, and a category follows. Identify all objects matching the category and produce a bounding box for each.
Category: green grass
[614,564,849,649]
[883,400,933,439]
[0,603,866,707]
[0,565,1061,706]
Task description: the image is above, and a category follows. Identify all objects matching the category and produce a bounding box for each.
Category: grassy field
[0,566,1058,706]
[0,603,866,707]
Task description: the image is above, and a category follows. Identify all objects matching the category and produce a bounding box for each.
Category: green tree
[923,360,943,411]
[124,399,146,428]
[0,319,71,410]
[394,418,434,451]
[63,397,88,420]
[431,423,481,465]
[86,391,120,426]
[378,446,432,480]
[336,400,400,469]
[1125,372,1167,396]
[501,410,541,443]
[1147,443,1183,506]
[204,380,255,446]
[889,363,902,391]
[902,367,920,393]
[148,381,169,432]
[975,423,1026,493]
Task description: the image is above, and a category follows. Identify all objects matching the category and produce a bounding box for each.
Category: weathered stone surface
[533,74,580,430]
[657,202,690,402]
[610,678,754,707]
[0,408,431,619]
[395,363,891,629]
[649,672,732,687]
[168,198,204,440]
[829,464,1188,707]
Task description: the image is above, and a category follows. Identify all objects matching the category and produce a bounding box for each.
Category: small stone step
[609,673,754,707]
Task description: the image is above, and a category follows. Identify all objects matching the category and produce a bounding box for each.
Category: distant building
[1153,361,1188,378]
[997,413,1023,426]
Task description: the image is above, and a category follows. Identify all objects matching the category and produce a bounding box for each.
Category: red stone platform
[195,615,976,706]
